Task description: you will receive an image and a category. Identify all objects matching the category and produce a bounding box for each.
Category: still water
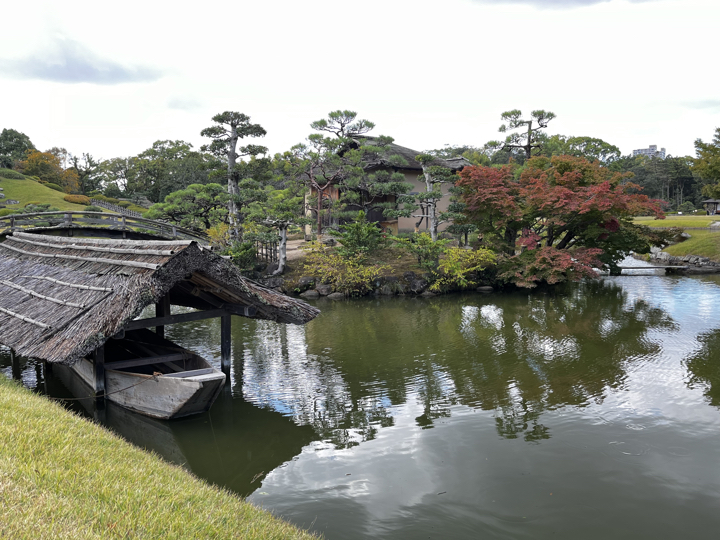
[4,264,720,539]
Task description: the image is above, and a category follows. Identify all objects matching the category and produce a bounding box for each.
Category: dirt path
[285,239,307,261]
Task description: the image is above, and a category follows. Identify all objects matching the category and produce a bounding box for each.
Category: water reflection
[238,281,674,445]
[685,329,720,408]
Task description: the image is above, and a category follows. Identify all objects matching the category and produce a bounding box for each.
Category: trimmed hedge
[45,183,64,192]
[63,194,90,205]
[0,168,27,180]
[0,208,16,217]
[93,194,120,204]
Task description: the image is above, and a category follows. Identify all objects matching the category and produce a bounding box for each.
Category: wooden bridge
[0,211,209,244]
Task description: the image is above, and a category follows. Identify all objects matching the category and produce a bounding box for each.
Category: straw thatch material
[0,232,320,365]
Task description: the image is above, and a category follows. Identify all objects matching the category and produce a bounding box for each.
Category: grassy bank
[634,215,720,229]
[0,176,89,213]
[0,376,319,539]
[663,229,720,261]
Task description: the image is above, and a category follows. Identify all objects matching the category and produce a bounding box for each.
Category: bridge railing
[0,211,209,244]
[90,199,143,218]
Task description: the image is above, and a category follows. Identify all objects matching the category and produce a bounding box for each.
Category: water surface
[4,267,720,539]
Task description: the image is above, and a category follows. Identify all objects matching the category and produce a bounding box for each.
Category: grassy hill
[0,170,91,213]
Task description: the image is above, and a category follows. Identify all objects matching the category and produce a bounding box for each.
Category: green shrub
[24,201,42,207]
[104,183,122,198]
[0,208,16,217]
[391,232,450,272]
[430,247,496,292]
[45,183,64,192]
[302,243,389,296]
[117,201,131,208]
[0,168,26,180]
[93,194,120,204]
[87,190,101,197]
[336,211,383,259]
[63,194,90,205]
[22,203,59,214]
[126,204,147,215]
[222,241,256,270]
[85,205,103,212]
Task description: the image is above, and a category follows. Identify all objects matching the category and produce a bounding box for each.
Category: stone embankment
[647,251,720,274]
[258,272,495,298]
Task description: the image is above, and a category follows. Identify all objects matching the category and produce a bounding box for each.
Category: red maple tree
[456,155,665,287]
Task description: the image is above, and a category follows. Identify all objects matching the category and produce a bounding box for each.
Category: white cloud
[0,36,163,85]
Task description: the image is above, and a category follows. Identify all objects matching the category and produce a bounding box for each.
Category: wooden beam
[93,346,105,402]
[222,304,257,317]
[155,294,171,339]
[10,349,20,381]
[124,308,229,330]
[106,353,191,371]
[221,314,231,376]
[177,281,257,317]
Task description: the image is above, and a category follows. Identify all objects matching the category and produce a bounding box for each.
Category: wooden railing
[90,199,143,218]
[0,211,209,244]
[255,241,279,263]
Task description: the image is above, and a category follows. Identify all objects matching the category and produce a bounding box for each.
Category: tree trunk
[504,227,517,255]
[422,166,439,242]
[316,186,323,236]
[227,129,240,239]
[272,226,288,276]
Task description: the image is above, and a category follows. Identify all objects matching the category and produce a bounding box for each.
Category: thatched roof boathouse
[0,232,319,417]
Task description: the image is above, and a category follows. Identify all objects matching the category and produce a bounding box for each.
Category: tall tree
[288,110,374,235]
[201,112,267,238]
[17,149,79,192]
[694,128,720,198]
[491,109,556,160]
[0,128,35,169]
[69,153,101,194]
[409,154,458,241]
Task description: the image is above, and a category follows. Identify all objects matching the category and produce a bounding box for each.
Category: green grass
[0,175,89,212]
[0,376,320,540]
[634,215,720,229]
[662,229,720,261]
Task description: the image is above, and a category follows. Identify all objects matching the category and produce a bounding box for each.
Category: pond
[4,263,720,539]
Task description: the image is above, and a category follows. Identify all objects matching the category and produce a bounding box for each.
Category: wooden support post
[221,314,232,381]
[93,346,105,404]
[155,294,171,339]
[10,348,20,381]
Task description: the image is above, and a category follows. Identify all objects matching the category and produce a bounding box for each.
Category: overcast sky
[1,0,718,162]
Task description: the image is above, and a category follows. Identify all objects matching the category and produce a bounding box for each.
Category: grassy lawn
[663,229,720,261]
[0,376,319,540]
[0,176,89,212]
[634,215,720,229]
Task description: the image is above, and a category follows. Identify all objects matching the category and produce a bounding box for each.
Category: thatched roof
[0,232,319,365]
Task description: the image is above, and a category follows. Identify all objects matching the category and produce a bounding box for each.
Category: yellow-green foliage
[664,230,720,262]
[0,377,319,540]
[303,243,389,296]
[207,222,232,249]
[44,183,64,192]
[63,194,91,205]
[0,177,90,212]
[430,247,496,292]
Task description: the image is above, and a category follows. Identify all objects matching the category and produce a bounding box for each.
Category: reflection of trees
[240,281,673,445]
[685,330,720,408]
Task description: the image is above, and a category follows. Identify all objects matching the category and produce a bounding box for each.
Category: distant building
[633,145,666,159]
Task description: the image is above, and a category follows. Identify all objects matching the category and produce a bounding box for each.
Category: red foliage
[456,155,665,287]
